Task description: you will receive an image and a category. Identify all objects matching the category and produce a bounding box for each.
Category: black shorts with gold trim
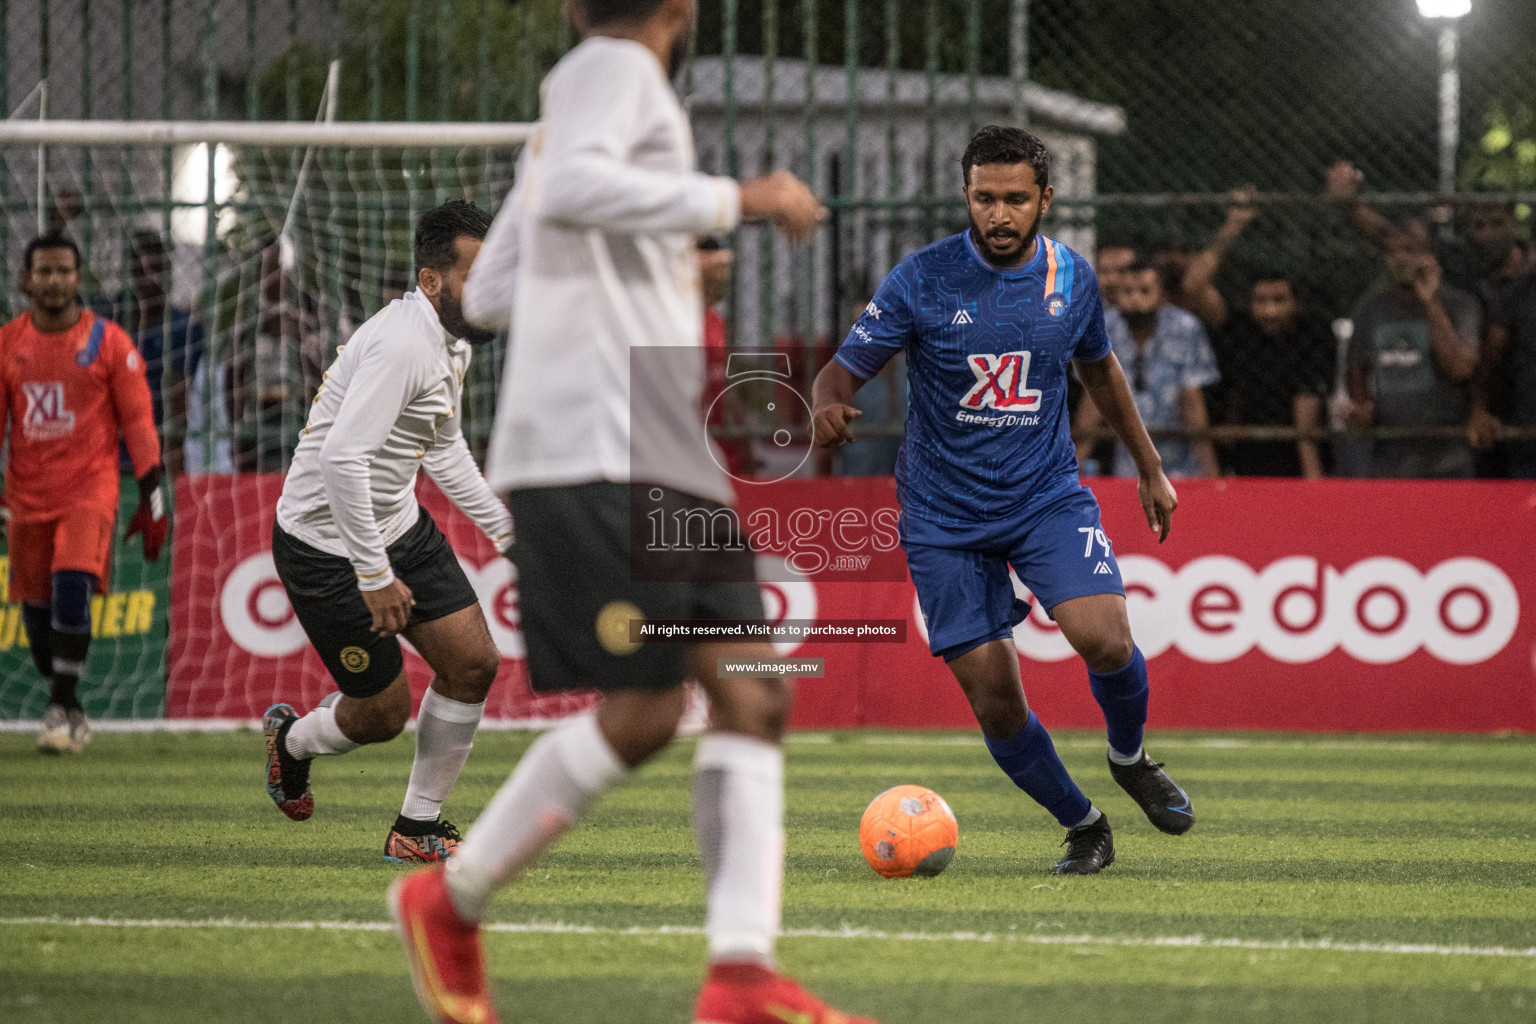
[271,509,479,698]
[508,482,765,694]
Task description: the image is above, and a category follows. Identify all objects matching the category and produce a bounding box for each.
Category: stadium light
[1416,0,1471,199]
[1415,0,1470,18]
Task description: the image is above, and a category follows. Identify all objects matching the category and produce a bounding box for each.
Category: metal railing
[0,0,1530,477]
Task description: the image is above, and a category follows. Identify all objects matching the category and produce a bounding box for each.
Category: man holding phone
[1345,225,1482,478]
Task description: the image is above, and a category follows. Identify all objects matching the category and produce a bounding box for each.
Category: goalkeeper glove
[125,464,169,561]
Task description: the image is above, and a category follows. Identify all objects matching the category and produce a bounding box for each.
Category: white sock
[1108,744,1143,766]
[1071,806,1103,829]
[445,712,627,924]
[400,687,485,822]
[693,732,784,967]
[283,696,360,759]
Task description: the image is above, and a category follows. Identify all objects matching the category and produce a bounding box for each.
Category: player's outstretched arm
[809,360,865,449]
[738,171,826,244]
[423,433,514,555]
[1075,352,1178,542]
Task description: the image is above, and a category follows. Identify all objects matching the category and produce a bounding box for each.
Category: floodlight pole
[1009,0,1028,128]
[1436,22,1459,199]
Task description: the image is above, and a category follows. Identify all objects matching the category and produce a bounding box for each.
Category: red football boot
[388,866,499,1024]
[693,963,883,1024]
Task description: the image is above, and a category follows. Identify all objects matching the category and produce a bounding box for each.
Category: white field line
[2,916,1532,959]
[0,717,570,734]
[0,722,1514,750]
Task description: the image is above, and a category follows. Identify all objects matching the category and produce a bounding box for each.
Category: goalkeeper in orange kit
[0,235,167,753]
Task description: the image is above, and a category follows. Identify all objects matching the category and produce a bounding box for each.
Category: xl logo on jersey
[960,351,1042,411]
[21,381,75,440]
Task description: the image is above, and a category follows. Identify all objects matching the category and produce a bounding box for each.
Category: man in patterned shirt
[1076,256,1221,478]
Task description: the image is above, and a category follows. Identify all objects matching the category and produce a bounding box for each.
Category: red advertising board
[170,475,1536,733]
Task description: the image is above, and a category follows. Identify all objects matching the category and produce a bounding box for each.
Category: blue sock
[1088,646,1148,759]
[983,711,1092,828]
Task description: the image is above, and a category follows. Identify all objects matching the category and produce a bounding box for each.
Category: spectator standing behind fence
[1326,162,1530,312]
[1345,229,1480,478]
[1211,274,1334,478]
[1094,239,1139,310]
[1075,259,1220,478]
[1178,187,1259,331]
[93,232,203,478]
[698,238,755,479]
[1469,268,1536,479]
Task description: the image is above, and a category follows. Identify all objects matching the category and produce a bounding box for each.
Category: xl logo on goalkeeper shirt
[960,351,1042,412]
[20,381,75,439]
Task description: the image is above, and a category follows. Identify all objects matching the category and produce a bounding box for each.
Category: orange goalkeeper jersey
[0,310,160,523]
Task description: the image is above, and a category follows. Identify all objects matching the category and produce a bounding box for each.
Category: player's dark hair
[962,125,1050,189]
[578,0,668,28]
[23,233,81,272]
[414,200,491,275]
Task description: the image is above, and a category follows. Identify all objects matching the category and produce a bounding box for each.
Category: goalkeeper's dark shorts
[271,508,479,698]
[508,482,765,694]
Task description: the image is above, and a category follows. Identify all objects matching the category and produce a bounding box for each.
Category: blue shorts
[901,485,1125,661]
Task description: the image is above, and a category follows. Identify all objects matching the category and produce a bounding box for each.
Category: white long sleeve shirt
[275,290,514,590]
[467,36,740,507]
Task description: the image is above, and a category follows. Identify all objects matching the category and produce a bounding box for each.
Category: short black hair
[414,200,491,274]
[131,229,167,257]
[24,233,81,272]
[579,0,667,28]
[1250,269,1298,289]
[1097,237,1141,254]
[962,125,1050,189]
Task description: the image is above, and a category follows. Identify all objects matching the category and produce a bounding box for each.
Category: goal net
[0,119,602,726]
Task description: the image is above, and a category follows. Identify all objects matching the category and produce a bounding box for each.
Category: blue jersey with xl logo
[835,230,1111,526]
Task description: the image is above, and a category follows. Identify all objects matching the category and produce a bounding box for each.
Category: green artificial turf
[2,729,1534,1023]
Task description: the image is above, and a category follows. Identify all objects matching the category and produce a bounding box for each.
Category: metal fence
[0,0,1533,477]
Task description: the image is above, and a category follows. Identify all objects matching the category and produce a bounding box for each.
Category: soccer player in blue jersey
[811,126,1194,874]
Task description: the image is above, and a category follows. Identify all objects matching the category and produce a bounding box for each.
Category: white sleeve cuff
[353,565,396,591]
[688,175,740,235]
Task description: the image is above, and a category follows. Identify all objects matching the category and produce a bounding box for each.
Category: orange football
[858,784,958,878]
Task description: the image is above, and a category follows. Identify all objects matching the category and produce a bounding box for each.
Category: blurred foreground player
[262,201,512,862]
[812,127,1194,875]
[387,1,881,1023]
[0,235,166,753]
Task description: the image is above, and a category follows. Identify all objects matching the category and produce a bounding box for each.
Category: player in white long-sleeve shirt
[262,201,512,864]
[386,3,883,1024]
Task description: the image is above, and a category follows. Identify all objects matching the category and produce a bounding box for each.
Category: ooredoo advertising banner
[169,475,1536,733]
[0,478,171,719]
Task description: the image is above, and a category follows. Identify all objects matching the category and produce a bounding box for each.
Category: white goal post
[0,119,568,726]
[0,120,538,148]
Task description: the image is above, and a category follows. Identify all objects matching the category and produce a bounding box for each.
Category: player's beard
[31,289,78,319]
[969,205,1044,267]
[436,285,496,345]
